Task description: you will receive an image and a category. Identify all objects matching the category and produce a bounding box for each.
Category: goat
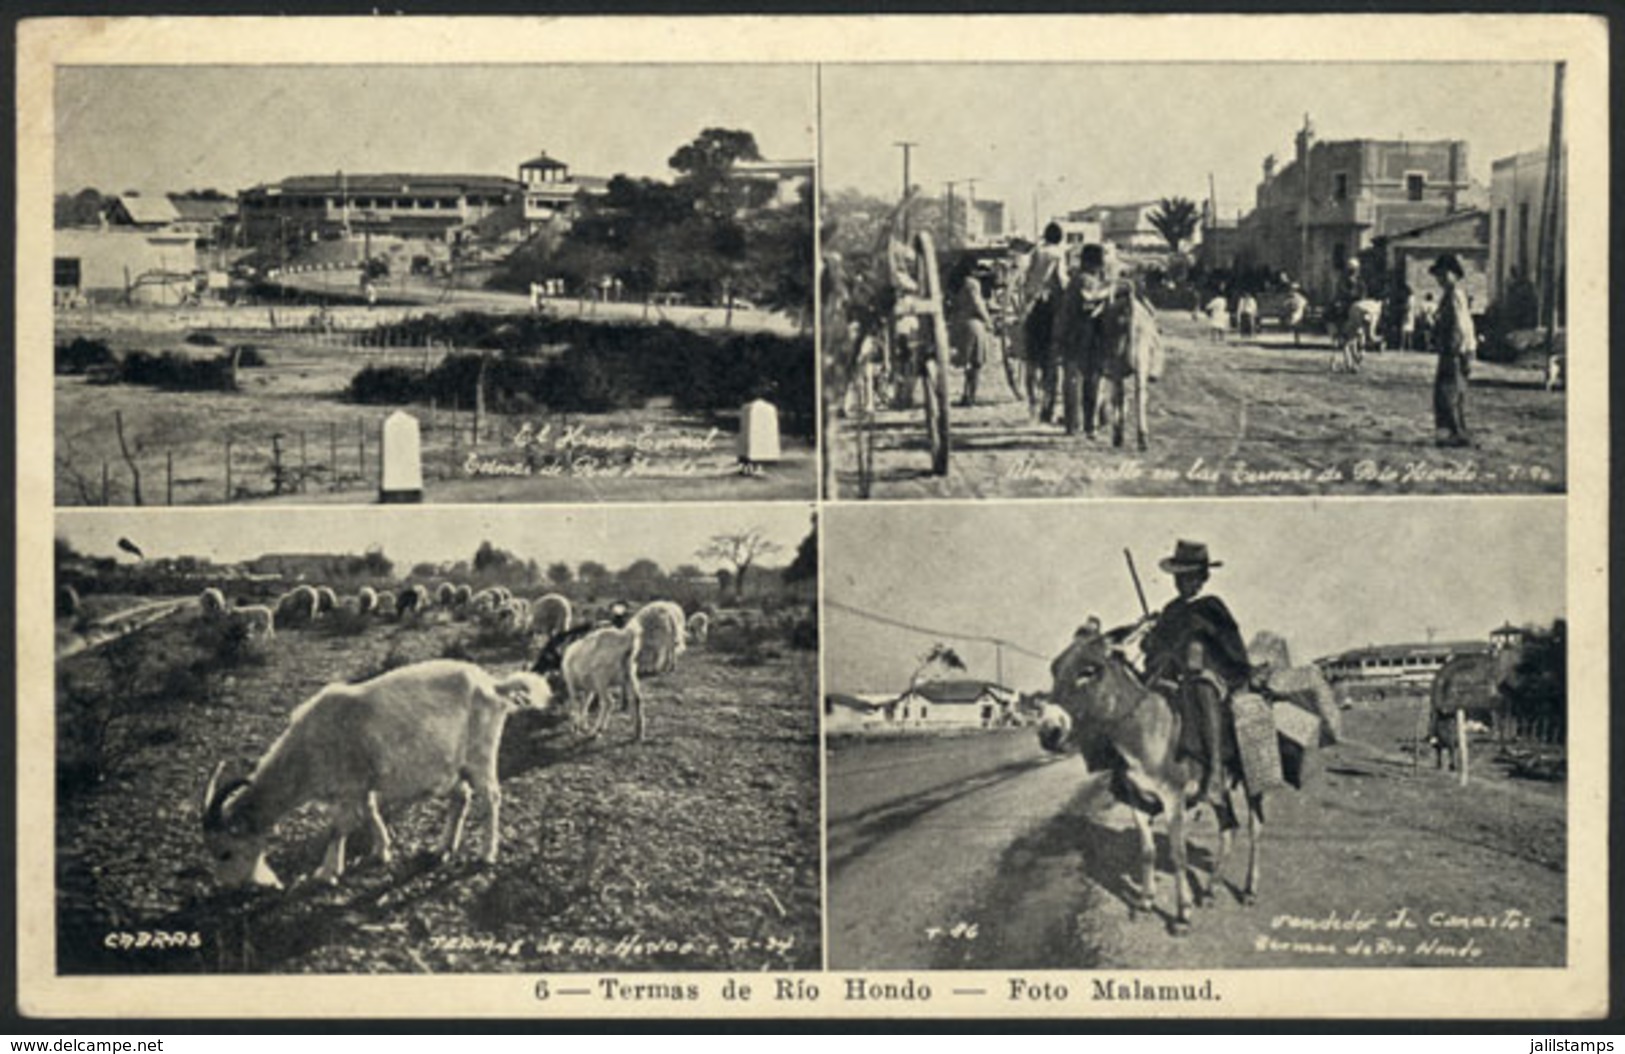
[436,582,457,607]
[275,585,320,627]
[225,604,276,639]
[375,590,397,617]
[633,601,688,675]
[533,593,572,639]
[355,586,378,616]
[200,659,553,890]
[199,587,228,617]
[397,584,430,618]
[686,611,711,646]
[561,623,647,740]
[315,586,338,615]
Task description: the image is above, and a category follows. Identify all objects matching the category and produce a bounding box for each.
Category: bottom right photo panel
[822,499,1568,973]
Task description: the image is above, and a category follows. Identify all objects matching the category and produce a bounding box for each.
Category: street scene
[53,505,820,973]
[824,501,1566,969]
[819,63,1567,499]
[53,65,816,504]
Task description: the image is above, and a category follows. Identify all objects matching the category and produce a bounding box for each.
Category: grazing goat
[356,586,378,616]
[200,660,553,889]
[471,588,502,614]
[453,584,474,609]
[375,590,397,617]
[397,583,431,617]
[436,582,457,607]
[275,585,320,626]
[561,624,647,740]
[533,593,572,639]
[199,587,228,617]
[227,605,276,639]
[531,624,597,680]
[633,601,688,675]
[686,612,710,645]
[315,587,338,615]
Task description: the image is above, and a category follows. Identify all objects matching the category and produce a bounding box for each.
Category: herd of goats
[180,581,716,893]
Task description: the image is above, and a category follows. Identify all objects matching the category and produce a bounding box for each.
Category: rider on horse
[1138,540,1253,807]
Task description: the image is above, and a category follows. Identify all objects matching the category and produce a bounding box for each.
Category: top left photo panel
[49,62,817,505]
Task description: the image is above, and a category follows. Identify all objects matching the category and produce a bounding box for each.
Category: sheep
[275,585,320,627]
[436,582,457,608]
[200,659,554,890]
[397,583,431,618]
[471,588,502,614]
[315,586,339,615]
[375,590,398,617]
[633,600,688,675]
[686,611,710,646]
[533,593,572,639]
[226,604,276,639]
[356,586,378,616]
[560,623,646,740]
[199,587,228,617]
[453,584,473,608]
[495,599,531,634]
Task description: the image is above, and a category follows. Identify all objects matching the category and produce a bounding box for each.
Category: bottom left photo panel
[47,504,821,975]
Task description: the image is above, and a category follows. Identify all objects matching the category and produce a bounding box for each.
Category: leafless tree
[696,527,782,602]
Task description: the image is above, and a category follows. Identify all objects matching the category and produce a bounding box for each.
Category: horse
[1036,621,1262,933]
[1332,298,1384,373]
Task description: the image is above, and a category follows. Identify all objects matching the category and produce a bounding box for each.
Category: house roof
[906,679,1011,704]
[1320,640,1494,665]
[249,174,522,197]
[169,196,236,222]
[113,194,180,226]
[520,153,570,171]
[826,693,881,713]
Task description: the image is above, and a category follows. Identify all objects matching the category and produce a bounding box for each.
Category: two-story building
[1488,148,1566,322]
[238,172,526,247]
[518,151,609,232]
[1236,123,1481,300]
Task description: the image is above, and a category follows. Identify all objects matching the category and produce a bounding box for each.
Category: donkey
[1037,620,1262,933]
[1089,280,1159,452]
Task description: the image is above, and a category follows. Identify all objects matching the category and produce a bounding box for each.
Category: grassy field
[55,327,815,505]
[55,597,821,974]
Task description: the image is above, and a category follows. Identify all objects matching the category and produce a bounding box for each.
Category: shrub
[55,337,116,375]
[184,331,220,346]
[118,349,240,392]
[785,614,818,651]
[313,606,372,638]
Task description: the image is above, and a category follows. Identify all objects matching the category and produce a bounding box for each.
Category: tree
[1148,196,1201,254]
[715,568,734,596]
[473,540,517,574]
[910,642,967,688]
[783,516,817,585]
[697,527,782,602]
[546,562,573,587]
[619,558,665,597]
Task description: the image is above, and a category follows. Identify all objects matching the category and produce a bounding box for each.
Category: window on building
[1332,172,1349,201]
[53,257,81,288]
[1406,173,1426,201]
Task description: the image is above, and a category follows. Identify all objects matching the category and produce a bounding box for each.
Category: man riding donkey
[1137,540,1258,807]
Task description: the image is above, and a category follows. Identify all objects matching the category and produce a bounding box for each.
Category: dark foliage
[115,350,242,392]
[55,337,117,375]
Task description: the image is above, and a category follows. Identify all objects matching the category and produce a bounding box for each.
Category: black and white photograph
[820,62,1568,500]
[824,500,1568,972]
[50,505,820,974]
[52,64,817,505]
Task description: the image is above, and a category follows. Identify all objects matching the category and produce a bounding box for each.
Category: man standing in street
[1429,252,1476,448]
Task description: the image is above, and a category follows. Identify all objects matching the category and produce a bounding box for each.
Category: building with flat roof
[239,172,525,245]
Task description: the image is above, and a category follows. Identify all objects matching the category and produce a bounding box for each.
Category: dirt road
[836,316,1565,499]
[827,707,1566,970]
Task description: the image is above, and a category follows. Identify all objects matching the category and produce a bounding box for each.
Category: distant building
[54,227,198,304]
[238,172,524,245]
[1317,640,1494,689]
[887,679,1016,729]
[519,151,609,231]
[1488,148,1566,319]
[1049,218,1104,258]
[1375,209,1491,307]
[105,194,181,229]
[1236,124,1479,299]
[1067,202,1167,253]
[167,195,239,249]
[730,158,813,210]
[1198,219,1242,270]
[1489,622,1528,651]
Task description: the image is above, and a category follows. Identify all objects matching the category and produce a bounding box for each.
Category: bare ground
[836,317,1565,499]
[55,603,821,974]
[827,694,1565,970]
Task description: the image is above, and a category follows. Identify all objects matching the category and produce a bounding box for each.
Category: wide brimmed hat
[1428,253,1465,279]
[1159,539,1223,574]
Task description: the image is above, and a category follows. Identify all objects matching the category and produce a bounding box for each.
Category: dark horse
[1037,621,1264,933]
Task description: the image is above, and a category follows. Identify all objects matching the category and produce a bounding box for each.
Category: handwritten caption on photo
[1255,906,1536,960]
[1004,456,1558,489]
[463,423,726,480]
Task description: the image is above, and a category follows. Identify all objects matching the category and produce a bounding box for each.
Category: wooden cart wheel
[914,231,952,476]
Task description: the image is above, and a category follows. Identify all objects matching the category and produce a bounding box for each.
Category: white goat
[633,600,688,675]
[686,611,711,646]
[200,660,553,890]
[315,586,339,615]
[562,623,646,740]
[275,585,320,627]
[199,587,228,617]
[398,583,431,618]
[533,593,572,639]
[356,586,378,616]
[375,590,397,617]
[436,582,457,607]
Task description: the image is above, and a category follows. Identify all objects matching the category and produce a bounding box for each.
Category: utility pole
[1299,113,1312,290]
[1537,61,1565,350]
[894,140,918,238]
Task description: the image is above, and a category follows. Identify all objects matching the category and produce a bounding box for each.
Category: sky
[55,504,814,577]
[823,499,1564,695]
[54,65,815,195]
[821,63,1558,233]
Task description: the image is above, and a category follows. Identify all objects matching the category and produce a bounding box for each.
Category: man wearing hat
[1429,252,1476,447]
[1053,242,1114,437]
[1141,540,1253,805]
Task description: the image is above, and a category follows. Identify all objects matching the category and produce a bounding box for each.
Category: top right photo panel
[819,62,1568,500]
